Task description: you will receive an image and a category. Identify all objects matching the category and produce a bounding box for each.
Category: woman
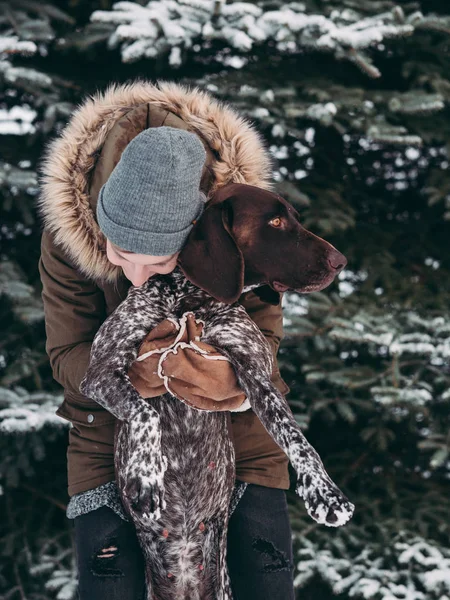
[38,80,295,599]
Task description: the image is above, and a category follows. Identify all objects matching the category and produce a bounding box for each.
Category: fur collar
[37,79,274,283]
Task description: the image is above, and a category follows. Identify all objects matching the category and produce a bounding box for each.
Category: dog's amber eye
[269,217,282,228]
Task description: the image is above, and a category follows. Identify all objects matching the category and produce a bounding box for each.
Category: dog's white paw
[296,475,354,527]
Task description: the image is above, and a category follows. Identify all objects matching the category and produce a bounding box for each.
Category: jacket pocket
[56,392,116,428]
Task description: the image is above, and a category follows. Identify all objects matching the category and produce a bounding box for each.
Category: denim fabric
[73,507,145,600]
[73,483,294,600]
[227,483,295,600]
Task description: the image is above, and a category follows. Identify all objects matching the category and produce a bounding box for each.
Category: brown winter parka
[37,80,291,497]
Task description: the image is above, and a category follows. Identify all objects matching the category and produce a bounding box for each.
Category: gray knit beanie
[96,126,207,255]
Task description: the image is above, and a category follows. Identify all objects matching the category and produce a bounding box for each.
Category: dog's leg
[219,519,234,600]
[80,285,168,522]
[202,514,233,600]
[115,417,167,527]
[203,306,355,528]
[244,380,354,527]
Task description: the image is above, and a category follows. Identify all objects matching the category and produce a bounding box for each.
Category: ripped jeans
[73,483,295,600]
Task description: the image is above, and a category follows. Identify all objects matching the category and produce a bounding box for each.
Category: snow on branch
[294,532,450,600]
[0,64,53,89]
[281,295,450,449]
[0,260,44,324]
[0,36,37,56]
[0,387,67,487]
[88,1,446,74]
[327,309,450,360]
[0,387,66,434]
[0,1,75,50]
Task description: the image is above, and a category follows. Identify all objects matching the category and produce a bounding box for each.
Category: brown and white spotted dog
[80,183,355,600]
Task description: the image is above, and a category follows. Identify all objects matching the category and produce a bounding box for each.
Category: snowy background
[0,1,449,598]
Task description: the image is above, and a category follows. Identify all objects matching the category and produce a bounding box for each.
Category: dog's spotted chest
[144,268,225,319]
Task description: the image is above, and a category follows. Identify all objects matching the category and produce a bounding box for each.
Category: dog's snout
[327,250,347,271]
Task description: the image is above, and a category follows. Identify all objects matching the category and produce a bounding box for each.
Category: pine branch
[67,1,450,75]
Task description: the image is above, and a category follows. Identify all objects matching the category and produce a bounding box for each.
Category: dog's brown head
[178,183,347,304]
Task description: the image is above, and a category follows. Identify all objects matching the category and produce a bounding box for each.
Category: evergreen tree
[1,1,449,598]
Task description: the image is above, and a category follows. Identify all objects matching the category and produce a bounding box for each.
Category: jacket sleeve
[38,230,107,401]
[238,290,290,396]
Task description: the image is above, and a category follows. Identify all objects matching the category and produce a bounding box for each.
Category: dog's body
[114,277,241,599]
[80,183,355,599]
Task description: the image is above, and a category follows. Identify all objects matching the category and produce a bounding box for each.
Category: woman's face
[106,239,180,286]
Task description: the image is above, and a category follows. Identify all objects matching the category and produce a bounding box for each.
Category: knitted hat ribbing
[96,126,207,255]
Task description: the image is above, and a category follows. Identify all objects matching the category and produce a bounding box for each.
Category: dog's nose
[327,249,347,271]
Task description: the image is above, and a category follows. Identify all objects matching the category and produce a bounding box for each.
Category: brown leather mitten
[127,312,247,411]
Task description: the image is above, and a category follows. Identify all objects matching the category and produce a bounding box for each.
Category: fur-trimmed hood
[38,79,274,283]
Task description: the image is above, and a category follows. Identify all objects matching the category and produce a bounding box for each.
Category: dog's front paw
[296,473,354,527]
[120,410,168,528]
[124,453,168,527]
[125,475,166,526]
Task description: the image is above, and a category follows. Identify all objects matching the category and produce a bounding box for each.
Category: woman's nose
[129,265,152,286]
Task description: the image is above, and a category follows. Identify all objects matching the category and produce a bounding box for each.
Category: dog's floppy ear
[253,285,281,306]
[178,198,244,304]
